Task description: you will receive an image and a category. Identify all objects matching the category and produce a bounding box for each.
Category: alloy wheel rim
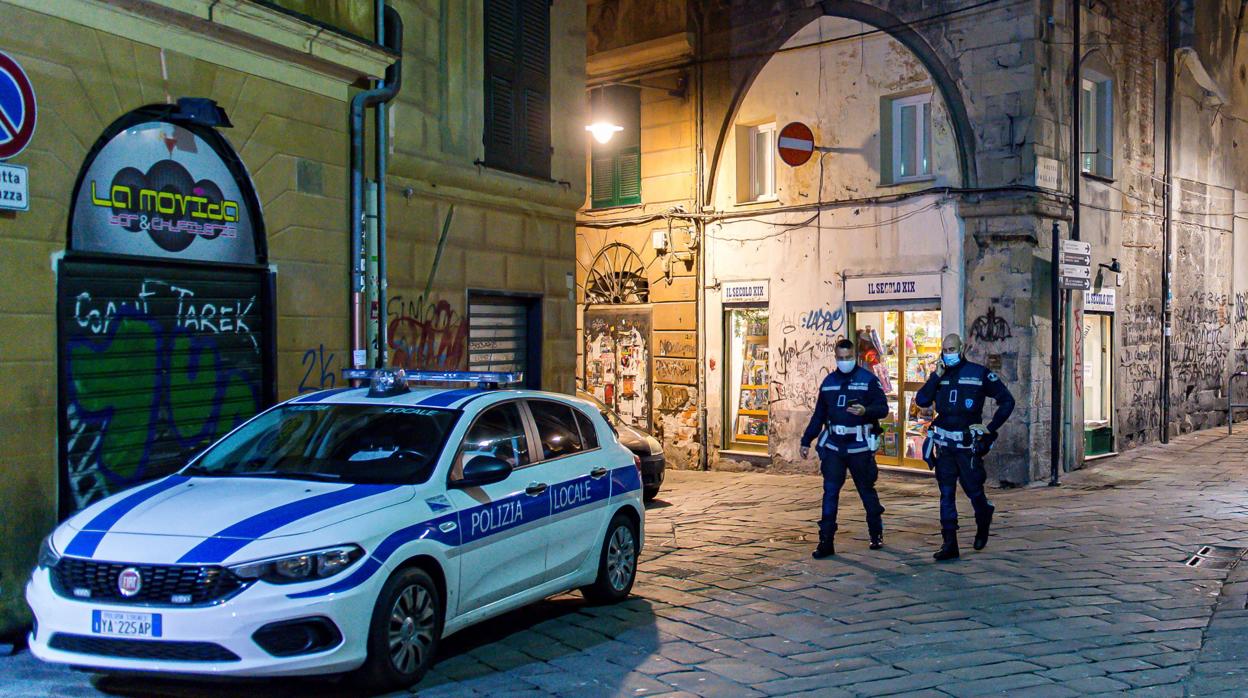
[388,584,435,674]
[606,525,636,591]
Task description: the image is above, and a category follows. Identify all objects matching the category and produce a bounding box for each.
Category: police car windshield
[186,404,459,485]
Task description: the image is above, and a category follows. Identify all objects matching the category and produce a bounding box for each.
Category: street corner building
[0,0,586,637]
[574,0,1248,484]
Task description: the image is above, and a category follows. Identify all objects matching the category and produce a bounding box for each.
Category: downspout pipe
[1160,2,1176,443]
[374,2,402,367]
[350,5,403,369]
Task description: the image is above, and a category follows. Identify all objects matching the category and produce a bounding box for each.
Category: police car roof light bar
[341,369,524,391]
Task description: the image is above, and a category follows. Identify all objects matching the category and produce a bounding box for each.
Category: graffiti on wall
[799,307,844,337]
[1072,307,1084,399]
[65,278,262,509]
[969,306,1011,343]
[1172,291,1230,397]
[387,294,468,371]
[298,344,338,393]
[1119,302,1161,440]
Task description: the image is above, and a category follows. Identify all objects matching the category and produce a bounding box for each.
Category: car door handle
[525,482,548,496]
[589,466,608,479]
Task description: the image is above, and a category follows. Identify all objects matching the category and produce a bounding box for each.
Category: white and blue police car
[27,370,644,690]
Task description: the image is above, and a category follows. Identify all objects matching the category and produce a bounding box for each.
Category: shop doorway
[725,307,770,451]
[850,309,942,469]
[1083,312,1114,456]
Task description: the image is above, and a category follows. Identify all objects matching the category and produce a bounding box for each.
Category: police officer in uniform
[915,333,1015,561]
[800,339,889,558]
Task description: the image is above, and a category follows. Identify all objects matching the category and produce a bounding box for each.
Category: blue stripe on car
[177,484,401,564]
[64,476,190,558]
[287,466,638,599]
[293,388,355,403]
[417,388,479,408]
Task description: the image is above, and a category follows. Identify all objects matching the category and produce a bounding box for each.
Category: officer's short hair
[835,339,854,352]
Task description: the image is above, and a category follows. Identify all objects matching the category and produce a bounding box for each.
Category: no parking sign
[0,50,37,160]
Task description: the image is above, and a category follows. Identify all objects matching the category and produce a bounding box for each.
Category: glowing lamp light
[586,121,624,144]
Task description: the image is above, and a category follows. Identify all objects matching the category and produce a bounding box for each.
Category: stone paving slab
[4,427,1248,696]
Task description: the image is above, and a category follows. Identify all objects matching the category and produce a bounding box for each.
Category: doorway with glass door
[849,309,943,469]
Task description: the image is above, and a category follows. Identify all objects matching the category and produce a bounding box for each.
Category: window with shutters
[590,86,642,208]
[1081,72,1114,179]
[484,0,551,179]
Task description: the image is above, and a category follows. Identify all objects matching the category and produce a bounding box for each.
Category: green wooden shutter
[484,0,550,179]
[615,147,641,204]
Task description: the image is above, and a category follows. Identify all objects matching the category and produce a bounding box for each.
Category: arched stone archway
[698,0,981,199]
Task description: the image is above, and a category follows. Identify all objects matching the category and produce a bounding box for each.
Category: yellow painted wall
[0,0,585,633]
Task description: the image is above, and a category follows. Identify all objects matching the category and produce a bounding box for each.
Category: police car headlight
[36,535,60,570]
[230,545,364,584]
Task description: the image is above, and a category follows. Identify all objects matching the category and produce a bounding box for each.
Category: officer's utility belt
[829,424,866,440]
[932,426,973,449]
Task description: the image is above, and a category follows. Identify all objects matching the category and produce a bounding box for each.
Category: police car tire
[581,512,639,604]
[358,566,443,691]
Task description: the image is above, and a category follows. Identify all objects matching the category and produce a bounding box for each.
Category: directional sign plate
[1060,276,1091,291]
[1062,239,1091,256]
[1061,252,1091,266]
[1060,263,1091,279]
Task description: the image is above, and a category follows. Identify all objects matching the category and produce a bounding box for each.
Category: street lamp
[585,121,623,144]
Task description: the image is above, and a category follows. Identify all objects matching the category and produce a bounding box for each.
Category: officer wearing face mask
[800,339,889,558]
[915,333,1015,561]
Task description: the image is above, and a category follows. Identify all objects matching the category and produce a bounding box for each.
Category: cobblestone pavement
[5,428,1248,697]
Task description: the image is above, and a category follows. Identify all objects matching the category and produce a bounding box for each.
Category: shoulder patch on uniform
[988,372,999,381]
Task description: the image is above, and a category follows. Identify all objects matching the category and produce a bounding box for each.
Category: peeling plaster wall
[706,199,963,473]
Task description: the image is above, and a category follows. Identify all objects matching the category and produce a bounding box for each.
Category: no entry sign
[777,121,814,167]
[0,50,36,160]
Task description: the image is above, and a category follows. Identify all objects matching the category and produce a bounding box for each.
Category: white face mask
[836,359,856,374]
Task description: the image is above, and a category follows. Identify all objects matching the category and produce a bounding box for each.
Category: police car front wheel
[581,512,639,604]
[358,566,443,691]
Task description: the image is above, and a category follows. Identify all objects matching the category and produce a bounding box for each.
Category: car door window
[454,403,531,479]
[528,401,585,461]
[573,409,600,450]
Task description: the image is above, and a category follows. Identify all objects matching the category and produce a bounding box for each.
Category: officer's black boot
[869,531,884,550]
[933,529,960,561]
[973,504,995,551]
[812,536,835,559]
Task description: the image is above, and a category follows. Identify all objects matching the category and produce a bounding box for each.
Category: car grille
[48,633,240,662]
[51,557,250,606]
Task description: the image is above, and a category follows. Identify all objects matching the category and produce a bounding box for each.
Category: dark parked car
[577,390,665,502]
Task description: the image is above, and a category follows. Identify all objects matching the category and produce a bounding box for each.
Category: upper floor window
[885,93,932,183]
[748,123,777,201]
[484,0,551,179]
[590,86,641,208]
[1081,74,1114,178]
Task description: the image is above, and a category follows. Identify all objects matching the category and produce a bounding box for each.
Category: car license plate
[91,610,162,638]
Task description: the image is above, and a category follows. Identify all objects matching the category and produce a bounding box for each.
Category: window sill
[878,175,937,188]
[1080,171,1116,184]
[474,160,557,185]
[735,196,780,207]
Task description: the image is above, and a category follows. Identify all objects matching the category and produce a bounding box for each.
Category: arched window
[585,242,649,304]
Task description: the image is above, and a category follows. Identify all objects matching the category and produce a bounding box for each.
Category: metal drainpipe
[1160,3,1176,443]
[692,3,709,471]
[350,5,403,369]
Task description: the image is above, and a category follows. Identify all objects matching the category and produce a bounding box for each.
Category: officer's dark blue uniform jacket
[801,366,889,453]
[914,359,1015,448]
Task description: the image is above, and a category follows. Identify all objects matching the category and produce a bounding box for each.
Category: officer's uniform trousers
[930,427,992,531]
[817,429,884,539]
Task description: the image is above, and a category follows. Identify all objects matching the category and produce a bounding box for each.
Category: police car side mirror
[454,455,512,487]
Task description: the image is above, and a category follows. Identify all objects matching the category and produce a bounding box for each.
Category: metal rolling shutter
[468,296,530,376]
[58,259,273,513]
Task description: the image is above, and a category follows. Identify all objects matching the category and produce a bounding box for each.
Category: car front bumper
[639,453,665,490]
[26,565,378,677]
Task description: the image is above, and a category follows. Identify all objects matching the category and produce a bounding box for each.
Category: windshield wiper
[231,470,343,482]
[181,464,215,477]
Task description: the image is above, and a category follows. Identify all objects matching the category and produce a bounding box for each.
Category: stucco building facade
[577,0,1248,483]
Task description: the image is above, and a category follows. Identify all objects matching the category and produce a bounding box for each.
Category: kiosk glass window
[851,309,942,468]
[725,308,769,450]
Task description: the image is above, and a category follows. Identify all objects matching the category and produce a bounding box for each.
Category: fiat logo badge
[117,568,142,597]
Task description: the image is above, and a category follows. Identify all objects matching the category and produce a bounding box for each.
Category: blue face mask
[836,359,856,374]
[943,352,961,367]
